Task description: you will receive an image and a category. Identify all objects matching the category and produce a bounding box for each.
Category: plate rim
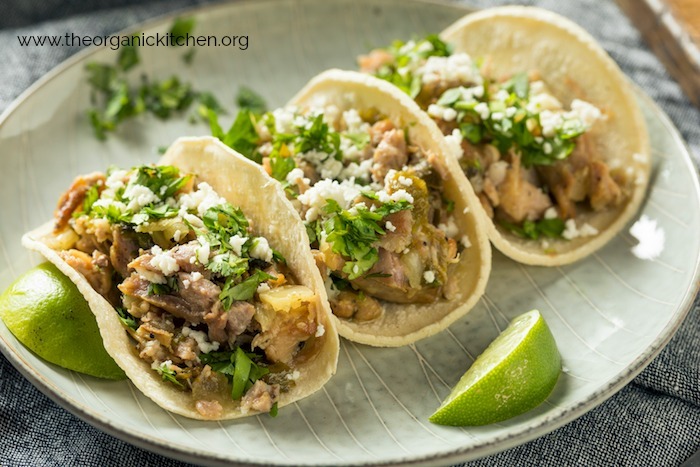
[0,0,699,465]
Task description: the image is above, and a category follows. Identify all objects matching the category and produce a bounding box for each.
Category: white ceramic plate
[1,0,698,465]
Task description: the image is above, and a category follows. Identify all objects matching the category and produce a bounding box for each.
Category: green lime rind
[430,310,561,426]
[0,263,126,380]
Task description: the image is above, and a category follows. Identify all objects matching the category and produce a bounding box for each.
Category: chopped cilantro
[207,253,249,278]
[200,348,270,400]
[117,33,140,72]
[219,269,275,309]
[82,184,100,214]
[322,198,412,279]
[500,218,566,240]
[157,362,184,388]
[236,86,268,115]
[116,307,138,330]
[269,402,279,417]
[147,276,179,296]
[169,17,195,44]
[85,16,226,140]
[209,109,261,162]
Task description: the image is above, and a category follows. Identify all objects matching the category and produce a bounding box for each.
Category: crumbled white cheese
[474,102,490,120]
[491,111,504,121]
[136,268,166,285]
[123,184,159,212]
[544,207,558,220]
[195,236,211,264]
[562,219,599,240]
[397,175,413,187]
[273,107,297,134]
[178,182,226,217]
[444,128,464,159]
[543,142,553,155]
[302,150,343,180]
[629,215,665,260]
[494,89,510,102]
[286,370,301,381]
[342,109,369,133]
[257,282,271,294]
[419,53,482,86]
[338,159,373,182]
[505,106,517,118]
[526,92,562,113]
[438,216,459,238]
[385,221,396,232]
[315,323,325,337]
[539,110,563,138]
[569,99,603,127]
[423,270,436,283]
[298,178,363,221]
[377,189,414,204]
[182,326,220,352]
[132,213,149,225]
[250,237,273,263]
[150,245,180,276]
[190,272,202,282]
[286,168,307,184]
[229,234,248,256]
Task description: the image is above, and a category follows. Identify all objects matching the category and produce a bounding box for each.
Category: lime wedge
[430,309,560,426]
[0,263,125,380]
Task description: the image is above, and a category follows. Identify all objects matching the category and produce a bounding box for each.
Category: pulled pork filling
[360,35,632,245]
[221,103,468,322]
[49,165,321,418]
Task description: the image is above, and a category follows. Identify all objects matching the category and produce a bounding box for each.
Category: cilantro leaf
[236,86,268,115]
[169,17,196,45]
[212,110,261,162]
[156,363,184,388]
[116,307,138,330]
[219,270,275,308]
[117,33,140,71]
[200,348,270,401]
[500,218,565,240]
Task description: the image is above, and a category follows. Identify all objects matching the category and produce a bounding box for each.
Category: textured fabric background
[1,0,699,465]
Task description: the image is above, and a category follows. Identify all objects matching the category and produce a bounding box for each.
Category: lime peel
[430,309,561,426]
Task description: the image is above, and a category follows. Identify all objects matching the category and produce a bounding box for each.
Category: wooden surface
[617,0,700,107]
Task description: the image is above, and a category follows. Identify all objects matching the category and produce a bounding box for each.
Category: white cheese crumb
[397,175,413,187]
[569,99,604,127]
[629,215,665,260]
[178,182,226,217]
[315,323,325,337]
[250,237,273,262]
[419,53,482,86]
[438,217,459,238]
[385,221,396,232]
[123,184,159,212]
[444,128,464,159]
[423,270,436,283]
[544,207,558,220]
[150,245,180,276]
[229,234,248,256]
[562,219,599,240]
[286,370,301,381]
[256,282,271,294]
[297,178,363,221]
[377,189,414,204]
[474,102,490,120]
[182,326,220,352]
[195,236,211,265]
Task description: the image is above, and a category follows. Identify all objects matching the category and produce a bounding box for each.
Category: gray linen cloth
[0,0,698,465]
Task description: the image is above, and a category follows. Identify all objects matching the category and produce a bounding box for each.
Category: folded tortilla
[287,70,492,346]
[22,137,339,420]
[441,6,651,265]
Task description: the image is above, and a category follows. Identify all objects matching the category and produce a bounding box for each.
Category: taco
[22,137,339,420]
[359,6,650,265]
[217,70,491,346]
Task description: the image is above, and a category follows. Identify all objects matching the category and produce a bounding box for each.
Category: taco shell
[441,6,651,265]
[22,136,339,420]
